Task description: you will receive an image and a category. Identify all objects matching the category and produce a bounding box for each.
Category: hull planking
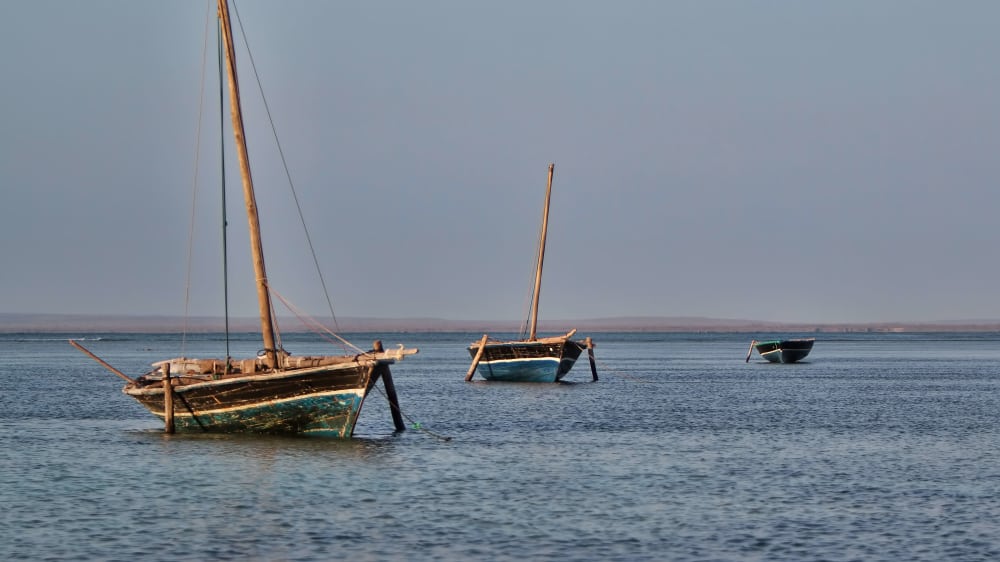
[124,359,387,436]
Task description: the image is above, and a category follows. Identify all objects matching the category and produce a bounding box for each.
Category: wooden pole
[68,340,135,383]
[218,0,279,369]
[585,337,598,381]
[529,163,555,341]
[466,334,489,381]
[163,363,175,434]
[380,365,406,432]
[745,339,757,363]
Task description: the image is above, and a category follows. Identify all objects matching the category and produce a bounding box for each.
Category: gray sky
[2,1,999,325]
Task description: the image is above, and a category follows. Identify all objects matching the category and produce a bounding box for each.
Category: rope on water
[370,383,452,442]
[590,357,655,383]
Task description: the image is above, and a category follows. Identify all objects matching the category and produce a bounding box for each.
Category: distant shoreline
[3,313,1000,334]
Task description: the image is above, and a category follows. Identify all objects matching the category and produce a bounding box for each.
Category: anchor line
[369,384,452,442]
[590,357,655,383]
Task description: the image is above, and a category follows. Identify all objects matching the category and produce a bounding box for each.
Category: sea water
[2,331,999,561]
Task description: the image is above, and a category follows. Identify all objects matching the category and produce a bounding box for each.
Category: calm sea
[2,331,999,561]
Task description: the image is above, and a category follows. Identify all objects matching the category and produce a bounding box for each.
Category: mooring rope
[269,287,364,354]
[369,383,452,442]
[589,356,654,383]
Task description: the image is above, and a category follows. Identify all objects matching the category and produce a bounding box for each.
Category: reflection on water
[2,332,1000,560]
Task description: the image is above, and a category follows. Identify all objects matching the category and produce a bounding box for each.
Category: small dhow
[465,164,597,383]
[745,338,815,364]
[72,0,416,436]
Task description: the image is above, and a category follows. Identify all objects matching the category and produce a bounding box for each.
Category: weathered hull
[124,361,381,436]
[754,339,815,364]
[467,339,585,382]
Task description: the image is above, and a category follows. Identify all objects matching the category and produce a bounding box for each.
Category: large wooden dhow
[465,164,597,383]
[72,0,416,436]
[74,341,414,436]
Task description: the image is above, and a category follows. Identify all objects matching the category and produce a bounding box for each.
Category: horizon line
[3,312,1000,333]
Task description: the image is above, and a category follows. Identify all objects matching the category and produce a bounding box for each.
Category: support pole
[378,365,405,432]
[585,337,598,381]
[163,363,175,434]
[466,334,489,381]
[68,340,135,383]
[745,339,757,363]
[368,341,404,431]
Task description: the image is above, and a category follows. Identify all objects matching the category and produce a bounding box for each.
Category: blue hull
[476,357,571,383]
[469,339,585,382]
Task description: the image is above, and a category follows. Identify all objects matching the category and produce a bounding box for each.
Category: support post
[68,340,135,383]
[163,363,175,434]
[380,365,405,432]
[466,334,489,381]
[585,337,598,381]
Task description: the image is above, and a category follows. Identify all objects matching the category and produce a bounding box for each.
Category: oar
[69,339,135,383]
[745,339,757,363]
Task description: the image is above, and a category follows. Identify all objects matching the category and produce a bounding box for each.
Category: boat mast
[528,163,554,341]
[217,0,279,369]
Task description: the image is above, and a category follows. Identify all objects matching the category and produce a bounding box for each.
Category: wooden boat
[745,338,815,364]
[465,164,597,383]
[71,0,416,436]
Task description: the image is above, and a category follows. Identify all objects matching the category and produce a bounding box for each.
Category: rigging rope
[266,280,284,353]
[217,10,232,361]
[269,287,363,354]
[230,1,345,336]
[590,356,653,383]
[181,1,216,357]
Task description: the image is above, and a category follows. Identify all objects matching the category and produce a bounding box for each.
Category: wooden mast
[217,0,279,369]
[528,163,554,341]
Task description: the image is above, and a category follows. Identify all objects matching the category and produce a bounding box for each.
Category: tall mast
[217,0,279,368]
[529,163,554,341]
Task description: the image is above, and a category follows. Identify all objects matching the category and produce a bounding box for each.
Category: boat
[465,164,597,383]
[745,338,815,364]
[70,0,417,436]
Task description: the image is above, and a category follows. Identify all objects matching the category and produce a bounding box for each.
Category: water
[2,331,1000,561]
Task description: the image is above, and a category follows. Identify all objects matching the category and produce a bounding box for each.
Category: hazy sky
[2,1,999,325]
